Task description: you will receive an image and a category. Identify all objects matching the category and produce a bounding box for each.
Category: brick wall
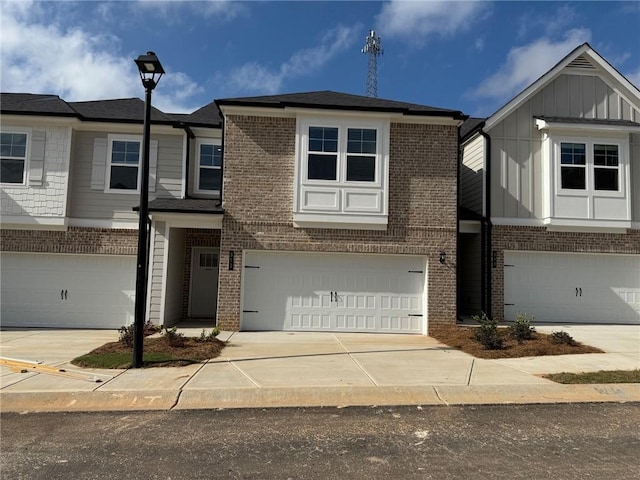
[491,225,640,320]
[217,115,459,333]
[0,227,137,255]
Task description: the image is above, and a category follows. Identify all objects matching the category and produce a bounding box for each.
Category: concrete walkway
[1,326,638,412]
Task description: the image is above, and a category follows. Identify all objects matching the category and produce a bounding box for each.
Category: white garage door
[504,251,640,324]
[242,251,426,333]
[1,253,136,329]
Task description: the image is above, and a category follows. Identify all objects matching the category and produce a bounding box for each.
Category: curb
[1,384,638,413]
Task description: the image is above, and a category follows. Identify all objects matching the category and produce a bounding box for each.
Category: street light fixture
[132,51,164,368]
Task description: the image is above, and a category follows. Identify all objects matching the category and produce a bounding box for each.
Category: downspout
[179,124,195,199]
[456,124,462,322]
[480,129,492,318]
[218,115,225,207]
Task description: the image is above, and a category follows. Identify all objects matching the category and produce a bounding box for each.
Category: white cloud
[0,1,203,113]
[134,0,247,22]
[470,28,591,102]
[221,24,359,95]
[375,1,486,42]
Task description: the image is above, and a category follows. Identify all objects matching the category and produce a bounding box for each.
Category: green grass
[72,352,194,369]
[544,369,640,384]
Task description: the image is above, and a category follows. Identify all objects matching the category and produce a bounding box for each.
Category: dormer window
[294,116,389,230]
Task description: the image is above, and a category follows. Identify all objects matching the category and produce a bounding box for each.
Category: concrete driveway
[1,325,638,411]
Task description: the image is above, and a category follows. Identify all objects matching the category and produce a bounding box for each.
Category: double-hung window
[196,140,222,193]
[558,141,621,193]
[106,137,141,192]
[0,131,28,184]
[295,117,389,229]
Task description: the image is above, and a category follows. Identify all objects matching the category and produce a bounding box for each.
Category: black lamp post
[132,51,164,368]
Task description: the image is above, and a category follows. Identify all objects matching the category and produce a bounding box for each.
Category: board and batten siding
[489,73,640,221]
[69,131,185,221]
[632,133,640,224]
[460,134,485,216]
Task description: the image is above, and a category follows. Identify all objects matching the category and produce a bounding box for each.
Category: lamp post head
[135,51,165,90]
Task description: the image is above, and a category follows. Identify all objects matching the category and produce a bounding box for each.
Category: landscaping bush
[162,327,185,347]
[198,327,221,342]
[118,320,161,347]
[509,313,536,343]
[472,313,504,350]
[549,330,577,346]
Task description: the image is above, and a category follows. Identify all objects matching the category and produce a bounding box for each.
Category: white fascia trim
[394,116,463,126]
[491,217,545,226]
[220,106,295,118]
[150,212,223,229]
[0,215,68,228]
[190,127,222,138]
[0,115,79,127]
[293,213,388,230]
[485,44,595,131]
[459,220,481,233]
[67,218,139,229]
[73,122,178,135]
[543,217,632,229]
[535,118,640,133]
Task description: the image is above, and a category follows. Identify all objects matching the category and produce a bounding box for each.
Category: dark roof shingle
[460,117,486,140]
[0,93,78,116]
[216,91,466,119]
[68,98,176,124]
[169,102,222,128]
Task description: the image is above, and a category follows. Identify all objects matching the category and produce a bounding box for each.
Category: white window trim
[294,116,390,229]
[553,135,626,199]
[0,127,31,187]
[104,134,142,194]
[194,138,222,196]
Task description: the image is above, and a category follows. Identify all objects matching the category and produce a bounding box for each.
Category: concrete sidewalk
[1,326,639,412]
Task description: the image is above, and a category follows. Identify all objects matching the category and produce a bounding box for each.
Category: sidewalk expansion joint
[92,368,128,391]
[332,335,378,387]
[229,360,262,388]
[178,362,207,391]
[466,359,475,386]
[169,390,183,410]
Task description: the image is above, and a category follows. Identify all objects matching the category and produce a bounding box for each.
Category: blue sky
[2,1,639,117]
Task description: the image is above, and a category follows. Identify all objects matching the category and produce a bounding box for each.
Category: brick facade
[0,227,137,255]
[217,115,459,333]
[491,226,640,320]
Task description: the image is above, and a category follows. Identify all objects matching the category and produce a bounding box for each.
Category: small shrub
[472,313,504,350]
[118,320,161,347]
[198,327,221,342]
[510,313,536,343]
[118,324,135,347]
[549,330,576,346]
[162,326,185,347]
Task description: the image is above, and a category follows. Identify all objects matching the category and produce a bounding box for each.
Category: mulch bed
[430,325,603,359]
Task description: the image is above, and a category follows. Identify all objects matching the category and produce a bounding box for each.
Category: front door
[189,248,219,317]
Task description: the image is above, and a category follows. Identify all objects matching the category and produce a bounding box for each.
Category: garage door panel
[242,251,426,333]
[1,253,136,329]
[505,252,640,324]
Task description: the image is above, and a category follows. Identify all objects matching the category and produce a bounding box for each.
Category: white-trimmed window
[196,139,222,194]
[0,131,29,185]
[294,117,389,230]
[105,135,142,193]
[556,139,623,195]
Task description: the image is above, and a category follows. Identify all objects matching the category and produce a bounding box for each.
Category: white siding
[69,131,184,221]
[148,221,167,324]
[460,135,485,216]
[632,133,640,223]
[164,227,186,326]
[1,125,71,218]
[489,73,640,220]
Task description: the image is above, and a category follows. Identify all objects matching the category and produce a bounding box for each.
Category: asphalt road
[1,403,639,479]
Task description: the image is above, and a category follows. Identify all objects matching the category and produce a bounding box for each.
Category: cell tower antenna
[361,30,383,97]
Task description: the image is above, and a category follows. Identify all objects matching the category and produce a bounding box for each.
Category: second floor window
[197,142,222,192]
[559,141,620,192]
[108,140,140,191]
[0,132,28,184]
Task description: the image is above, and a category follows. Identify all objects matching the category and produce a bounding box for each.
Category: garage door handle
[579,288,582,297]
[243,310,258,313]
[576,288,582,297]
[408,314,423,317]
[60,289,68,300]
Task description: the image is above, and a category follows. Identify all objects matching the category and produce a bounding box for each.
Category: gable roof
[484,43,640,130]
[0,93,78,117]
[216,90,466,119]
[169,102,223,128]
[460,117,486,141]
[68,98,176,124]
